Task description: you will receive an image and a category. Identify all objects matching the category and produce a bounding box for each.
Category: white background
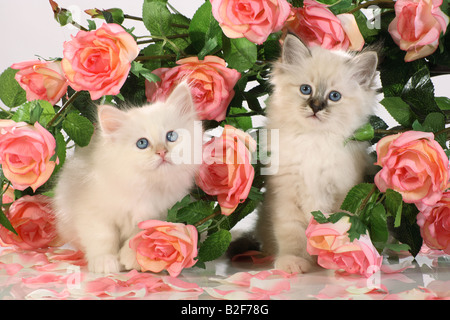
[0,0,448,123]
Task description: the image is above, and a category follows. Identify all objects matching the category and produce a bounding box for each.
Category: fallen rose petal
[21,273,67,286]
[249,276,290,295]
[162,276,203,292]
[0,262,23,275]
[25,288,71,300]
[204,287,270,300]
[46,249,87,266]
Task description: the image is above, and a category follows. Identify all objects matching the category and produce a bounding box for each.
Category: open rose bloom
[417,191,450,254]
[287,0,364,51]
[11,60,68,105]
[0,195,60,250]
[210,0,291,44]
[306,215,382,277]
[62,23,139,100]
[0,120,58,191]
[130,220,198,277]
[146,56,241,122]
[388,0,449,62]
[375,131,450,208]
[196,125,256,215]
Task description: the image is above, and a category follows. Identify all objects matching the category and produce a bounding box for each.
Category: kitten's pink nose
[156,149,167,159]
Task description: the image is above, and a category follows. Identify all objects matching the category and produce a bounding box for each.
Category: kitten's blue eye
[329,91,342,102]
[300,84,312,95]
[166,131,178,142]
[136,138,149,149]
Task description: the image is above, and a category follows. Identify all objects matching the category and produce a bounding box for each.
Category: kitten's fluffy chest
[275,129,367,211]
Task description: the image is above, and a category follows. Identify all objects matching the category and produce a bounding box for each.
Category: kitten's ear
[98,105,128,135]
[351,51,378,87]
[166,82,196,117]
[282,34,311,65]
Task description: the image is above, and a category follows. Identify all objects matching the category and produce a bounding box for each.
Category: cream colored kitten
[256,35,378,273]
[54,84,200,273]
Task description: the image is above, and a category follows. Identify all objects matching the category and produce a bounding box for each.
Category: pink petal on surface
[204,287,270,300]
[0,263,23,275]
[162,276,203,292]
[249,276,290,295]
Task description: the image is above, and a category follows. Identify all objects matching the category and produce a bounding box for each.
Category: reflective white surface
[0,243,449,300]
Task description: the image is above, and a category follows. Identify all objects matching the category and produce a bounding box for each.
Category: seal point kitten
[54,83,200,273]
[256,35,379,273]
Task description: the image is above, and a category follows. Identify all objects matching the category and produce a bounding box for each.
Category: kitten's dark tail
[226,233,261,259]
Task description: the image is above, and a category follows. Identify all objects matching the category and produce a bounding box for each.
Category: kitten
[256,35,378,273]
[53,83,200,273]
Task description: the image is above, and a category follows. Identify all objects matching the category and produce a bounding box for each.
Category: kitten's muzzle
[308,98,327,114]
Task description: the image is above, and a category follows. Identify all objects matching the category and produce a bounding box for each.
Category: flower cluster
[306,214,382,277]
[375,131,450,254]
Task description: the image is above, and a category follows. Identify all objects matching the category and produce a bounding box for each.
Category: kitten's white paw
[89,254,121,274]
[119,244,140,271]
[275,255,312,274]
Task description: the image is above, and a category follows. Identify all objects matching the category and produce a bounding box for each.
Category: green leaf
[311,210,328,224]
[436,96,450,111]
[0,67,26,108]
[102,8,125,24]
[388,203,422,257]
[142,0,191,54]
[347,215,368,242]
[167,195,194,222]
[352,10,379,39]
[197,229,232,262]
[340,183,377,214]
[401,66,441,121]
[380,97,416,127]
[225,107,253,131]
[0,209,16,235]
[130,61,160,83]
[350,122,374,142]
[189,1,223,54]
[53,132,67,174]
[172,201,215,225]
[383,243,411,252]
[141,43,165,71]
[11,100,56,127]
[384,189,403,227]
[422,112,446,148]
[223,37,257,72]
[248,186,264,202]
[62,113,94,147]
[142,0,171,37]
[367,203,388,244]
[198,38,220,60]
[379,49,430,98]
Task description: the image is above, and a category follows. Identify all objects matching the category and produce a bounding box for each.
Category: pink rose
[11,60,68,105]
[375,131,450,208]
[62,23,139,100]
[417,191,450,254]
[130,220,198,277]
[287,0,364,51]
[388,0,449,62]
[0,195,60,250]
[210,0,291,44]
[145,56,241,122]
[196,125,256,215]
[306,215,382,277]
[0,120,58,191]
